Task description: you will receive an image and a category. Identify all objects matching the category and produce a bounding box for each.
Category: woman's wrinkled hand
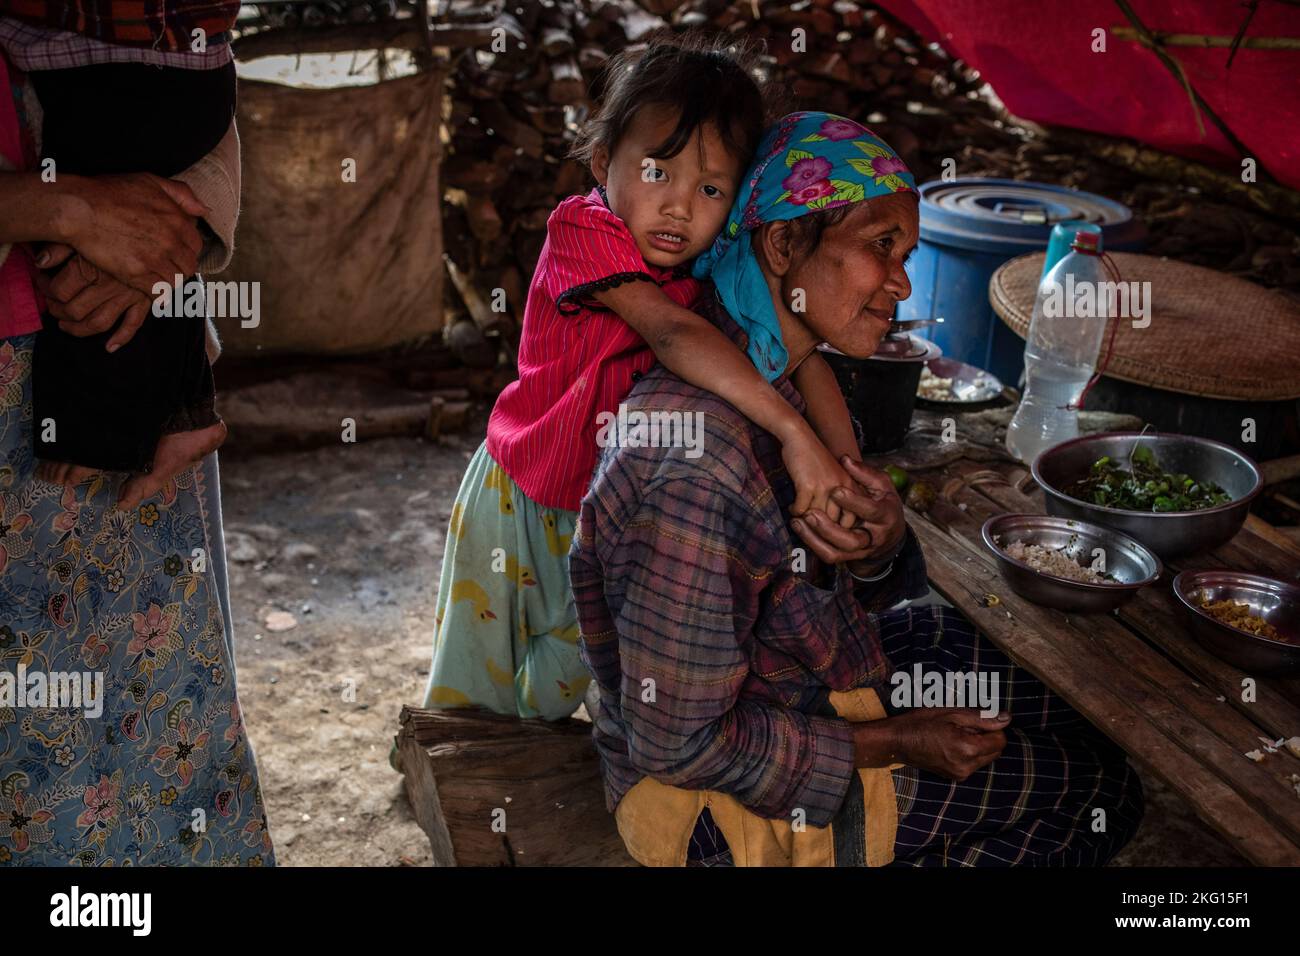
[35,243,152,351]
[49,173,208,295]
[880,708,1010,780]
[790,457,906,574]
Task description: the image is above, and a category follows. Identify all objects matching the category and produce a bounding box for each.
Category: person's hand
[782,425,855,527]
[35,244,151,351]
[869,708,1010,781]
[49,173,207,295]
[790,456,906,573]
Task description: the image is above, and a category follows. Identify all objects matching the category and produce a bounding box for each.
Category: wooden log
[396,706,636,867]
[445,254,513,338]
[800,51,853,84]
[547,56,587,104]
[475,101,545,157]
[513,98,567,135]
[441,400,473,432]
[540,27,576,56]
[578,44,610,71]
[442,155,509,192]
[217,372,439,451]
[834,0,865,28]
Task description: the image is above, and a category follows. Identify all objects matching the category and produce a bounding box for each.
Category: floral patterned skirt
[0,333,275,866]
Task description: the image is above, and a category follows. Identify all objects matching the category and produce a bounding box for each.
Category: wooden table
[898,453,1300,865]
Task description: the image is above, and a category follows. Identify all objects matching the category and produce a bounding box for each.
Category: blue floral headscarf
[693,111,917,381]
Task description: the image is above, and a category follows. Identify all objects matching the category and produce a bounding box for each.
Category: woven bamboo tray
[990,252,1300,401]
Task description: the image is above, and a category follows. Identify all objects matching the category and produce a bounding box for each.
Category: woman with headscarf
[571,112,1143,867]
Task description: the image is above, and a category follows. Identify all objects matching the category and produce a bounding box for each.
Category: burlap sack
[215,68,445,356]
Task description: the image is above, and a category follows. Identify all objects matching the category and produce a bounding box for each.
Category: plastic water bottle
[1006,231,1110,463]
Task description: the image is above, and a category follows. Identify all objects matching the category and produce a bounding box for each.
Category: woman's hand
[854,708,1010,779]
[50,173,208,294]
[35,244,151,351]
[790,456,906,574]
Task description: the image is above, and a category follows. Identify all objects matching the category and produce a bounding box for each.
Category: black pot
[819,335,941,454]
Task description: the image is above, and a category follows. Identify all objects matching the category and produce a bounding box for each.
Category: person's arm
[170,119,240,363]
[595,280,851,519]
[0,171,205,293]
[0,172,75,244]
[596,280,808,444]
[172,118,240,276]
[791,350,860,464]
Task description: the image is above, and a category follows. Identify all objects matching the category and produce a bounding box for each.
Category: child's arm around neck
[790,350,863,465]
[593,279,855,520]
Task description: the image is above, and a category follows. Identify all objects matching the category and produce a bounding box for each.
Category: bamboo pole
[1110,27,1300,51]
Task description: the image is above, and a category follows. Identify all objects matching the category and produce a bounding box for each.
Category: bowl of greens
[1031,432,1262,559]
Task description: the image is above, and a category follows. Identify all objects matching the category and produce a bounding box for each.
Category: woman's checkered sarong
[881,605,1143,867]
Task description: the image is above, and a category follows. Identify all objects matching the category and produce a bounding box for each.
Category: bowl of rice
[981,514,1163,613]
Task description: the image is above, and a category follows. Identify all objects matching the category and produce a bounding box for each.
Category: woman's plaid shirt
[570,299,928,828]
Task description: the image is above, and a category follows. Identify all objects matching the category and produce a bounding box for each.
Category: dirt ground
[221,417,1242,867]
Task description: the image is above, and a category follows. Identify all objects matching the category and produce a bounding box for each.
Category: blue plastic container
[897,179,1146,384]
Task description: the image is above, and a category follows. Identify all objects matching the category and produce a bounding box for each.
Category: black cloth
[30,62,235,472]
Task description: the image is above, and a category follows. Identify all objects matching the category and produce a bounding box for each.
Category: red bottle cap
[1071,230,1101,253]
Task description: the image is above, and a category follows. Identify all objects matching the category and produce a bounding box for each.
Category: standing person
[0,5,237,507]
[409,33,871,735]
[0,42,273,866]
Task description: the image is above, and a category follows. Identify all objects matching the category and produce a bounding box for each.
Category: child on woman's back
[415,33,865,726]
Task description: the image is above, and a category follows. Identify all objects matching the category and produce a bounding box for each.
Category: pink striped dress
[486,188,704,512]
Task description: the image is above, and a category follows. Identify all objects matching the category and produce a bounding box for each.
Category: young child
[417,33,865,725]
[0,13,235,507]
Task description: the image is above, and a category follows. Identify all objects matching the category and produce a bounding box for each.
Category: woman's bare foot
[35,460,101,486]
[117,420,227,510]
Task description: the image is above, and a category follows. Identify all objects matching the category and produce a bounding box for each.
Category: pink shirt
[486,189,704,512]
[0,53,42,339]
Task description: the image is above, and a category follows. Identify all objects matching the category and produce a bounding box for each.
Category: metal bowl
[916,356,1004,406]
[1172,571,1300,677]
[1032,432,1262,559]
[981,514,1163,613]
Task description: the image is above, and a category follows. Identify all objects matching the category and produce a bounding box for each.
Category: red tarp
[877,0,1300,190]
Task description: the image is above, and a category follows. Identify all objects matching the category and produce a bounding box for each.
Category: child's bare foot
[117,421,227,510]
[35,460,101,486]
